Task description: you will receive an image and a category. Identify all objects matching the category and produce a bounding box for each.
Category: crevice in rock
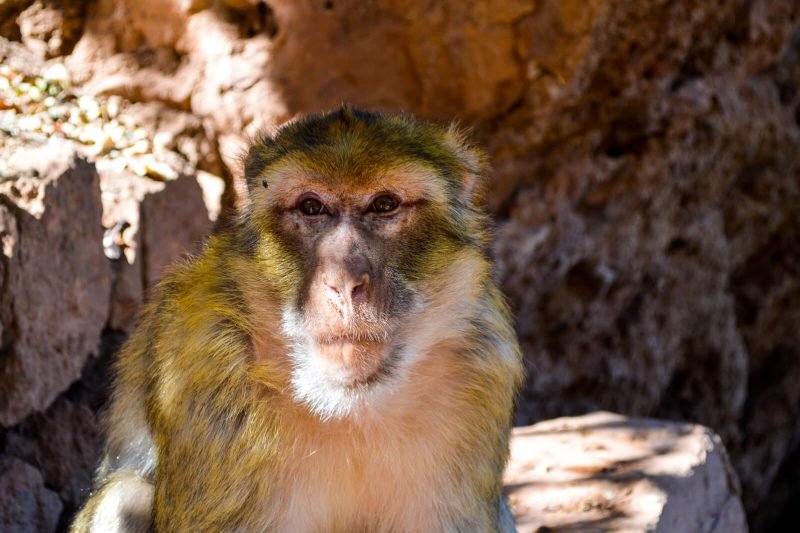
[564,260,605,304]
[226,1,278,39]
[755,440,800,532]
[0,0,33,43]
[138,206,150,297]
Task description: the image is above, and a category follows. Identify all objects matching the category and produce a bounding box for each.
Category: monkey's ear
[444,124,488,206]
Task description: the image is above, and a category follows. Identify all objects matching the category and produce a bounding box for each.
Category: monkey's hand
[70,470,153,533]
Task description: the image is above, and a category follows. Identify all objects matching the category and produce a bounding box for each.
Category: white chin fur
[281,307,399,421]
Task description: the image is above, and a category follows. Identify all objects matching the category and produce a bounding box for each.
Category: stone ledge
[505,412,747,532]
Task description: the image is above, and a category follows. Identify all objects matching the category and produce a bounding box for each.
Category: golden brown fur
[72,107,523,532]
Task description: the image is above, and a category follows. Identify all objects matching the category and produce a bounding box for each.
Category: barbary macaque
[72,107,523,532]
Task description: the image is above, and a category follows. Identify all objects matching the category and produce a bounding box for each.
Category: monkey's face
[244,108,487,418]
[258,163,450,388]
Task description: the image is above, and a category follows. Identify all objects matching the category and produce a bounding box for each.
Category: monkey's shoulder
[118,243,256,378]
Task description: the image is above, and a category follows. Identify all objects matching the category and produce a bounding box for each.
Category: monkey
[71,106,524,532]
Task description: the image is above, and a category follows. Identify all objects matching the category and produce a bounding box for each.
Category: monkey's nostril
[351,274,369,301]
[351,283,364,300]
[325,281,341,295]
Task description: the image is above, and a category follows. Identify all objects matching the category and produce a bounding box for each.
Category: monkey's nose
[325,273,370,305]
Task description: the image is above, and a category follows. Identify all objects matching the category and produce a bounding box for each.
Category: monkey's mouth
[317,335,372,345]
[312,335,394,386]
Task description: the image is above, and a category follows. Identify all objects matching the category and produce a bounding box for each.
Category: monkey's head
[243,107,491,419]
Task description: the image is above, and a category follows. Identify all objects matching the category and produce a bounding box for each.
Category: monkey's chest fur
[267,402,467,531]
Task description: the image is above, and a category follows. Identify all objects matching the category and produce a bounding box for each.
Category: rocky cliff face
[0,1,798,530]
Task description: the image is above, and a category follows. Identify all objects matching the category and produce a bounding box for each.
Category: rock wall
[0,0,798,530]
[0,38,222,529]
[0,144,109,428]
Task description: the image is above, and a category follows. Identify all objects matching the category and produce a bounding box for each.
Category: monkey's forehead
[272,107,449,155]
[258,159,450,206]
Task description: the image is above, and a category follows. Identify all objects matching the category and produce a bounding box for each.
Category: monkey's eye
[369,195,400,214]
[298,197,326,216]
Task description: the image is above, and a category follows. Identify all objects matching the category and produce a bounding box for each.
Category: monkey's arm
[71,317,158,533]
